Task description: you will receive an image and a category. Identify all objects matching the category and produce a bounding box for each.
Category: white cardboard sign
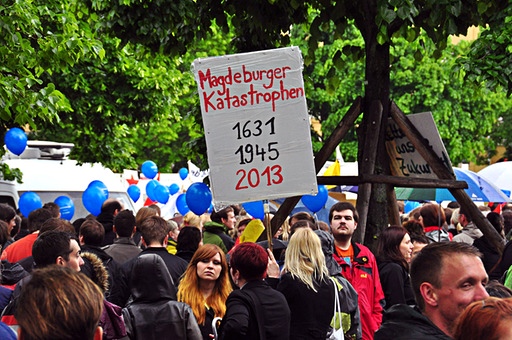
[386,112,453,178]
[192,47,317,204]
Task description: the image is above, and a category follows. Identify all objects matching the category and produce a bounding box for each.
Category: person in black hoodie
[122,253,202,340]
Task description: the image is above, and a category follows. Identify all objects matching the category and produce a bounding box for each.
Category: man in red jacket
[330,202,384,340]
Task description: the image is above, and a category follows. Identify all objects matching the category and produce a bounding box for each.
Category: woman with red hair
[454,297,512,339]
[218,243,290,340]
[177,244,232,340]
[376,226,415,309]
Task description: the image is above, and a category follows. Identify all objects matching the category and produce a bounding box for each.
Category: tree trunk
[353,5,392,251]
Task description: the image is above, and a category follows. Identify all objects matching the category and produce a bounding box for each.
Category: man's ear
[56,256,65,267]
[94,326,103,340]
[420,282,438,307]
[79,235,85,245]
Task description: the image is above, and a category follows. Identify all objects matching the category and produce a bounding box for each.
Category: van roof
[4,158,127,192]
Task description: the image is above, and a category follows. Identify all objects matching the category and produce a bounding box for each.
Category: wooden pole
[389,102,504,254]
[354,100,382,243]
[270,97,363,237]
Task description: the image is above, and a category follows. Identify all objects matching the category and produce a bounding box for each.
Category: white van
[0,141,135,219]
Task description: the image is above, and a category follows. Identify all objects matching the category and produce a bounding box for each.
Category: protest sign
[192,47,317,204]
[386,112,453,178]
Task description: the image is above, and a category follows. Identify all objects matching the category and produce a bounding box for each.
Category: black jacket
[374,304,451,340]
[473,236,501,274]
[377,259,415,309]
[122,253,202,340]
[277,272,334,340]
[218,280,290,340]
[81,244,130,307]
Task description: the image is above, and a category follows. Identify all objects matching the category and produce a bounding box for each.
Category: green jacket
[203,221,235,253]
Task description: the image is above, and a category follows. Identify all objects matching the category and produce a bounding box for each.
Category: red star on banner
[126,175,139,186]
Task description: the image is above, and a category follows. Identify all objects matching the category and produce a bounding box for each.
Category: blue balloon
[141,160,158,179]
[169,183,180,195]
[82,186,106,216]
[4,127,27,156]
[301,185,329,213]
[242,201,265,219]
[179,167,189,180]
[54,196,75,220]
[127,185,141,202]
[176,193,190,215]
[19,191,42,217]
[186,183,212,215]
[88,180,108,201]
[208,203,214,213]
[155,184,170,204]
[146,180,159,202]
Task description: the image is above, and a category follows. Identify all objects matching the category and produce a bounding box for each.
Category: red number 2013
[235,165,283,190]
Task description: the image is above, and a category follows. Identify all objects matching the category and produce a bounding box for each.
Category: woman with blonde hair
[177,244,232,339]
[277,227,335,339]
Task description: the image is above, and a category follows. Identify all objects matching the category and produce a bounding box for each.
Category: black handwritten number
[256,144,266,161]
[233,118,275,139]
[268,142,279,160]
[235,145,255,165]
[265,117,275,135]
[253,120,262,137]
[232,121,252,139]
[244,144,254,163]
[232,122,241,139]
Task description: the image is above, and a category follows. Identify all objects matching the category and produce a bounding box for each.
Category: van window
[0,196,16,209]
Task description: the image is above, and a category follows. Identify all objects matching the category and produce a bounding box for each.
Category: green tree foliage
[0,0,104,180]
[0,0,104,130]
[457,4,512,160]
[33,20,235,172]
[459,3,512,95]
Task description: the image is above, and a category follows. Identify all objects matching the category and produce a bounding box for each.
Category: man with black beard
[329,202,385,340]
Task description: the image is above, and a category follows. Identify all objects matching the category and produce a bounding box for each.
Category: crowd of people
[0,198,510,339]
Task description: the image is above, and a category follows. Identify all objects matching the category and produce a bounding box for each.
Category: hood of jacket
[130,253,177,303]
[314,229,343,276]
[81,251,109,293]
[203,221,227,233]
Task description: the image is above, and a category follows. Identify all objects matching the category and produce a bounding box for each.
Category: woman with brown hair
[177,244,232,340]
[376,226,415,309]
[419,203,451,242]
